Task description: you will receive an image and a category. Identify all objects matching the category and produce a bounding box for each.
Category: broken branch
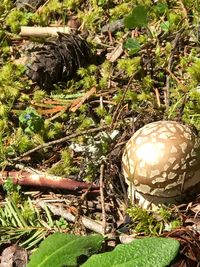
[20,26,71,38]
[0,171,99,191]
[11,126,109,161]
[38,200,111,234]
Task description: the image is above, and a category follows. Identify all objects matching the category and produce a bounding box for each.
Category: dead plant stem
[100,164,106,234]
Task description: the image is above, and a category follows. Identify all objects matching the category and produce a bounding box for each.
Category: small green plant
[99,60,111,89]
[32,0,62,25]
[187,58,200,85]
[77,65,98,89]
[0,182,69,249]
[33,90,47,102]
[49,148,78,176]
[1,0,13,12]
[124,5,148,29]
[117,57,141,77]
[43,121,64,140]
[95,106,107,118]
[0,63,26,103]
[109,3,134,20]
[9,128,34,154]
[127,205,182,235]
[63,0,83,10]
[3,177,20,193]
[124,38,141,55]
[2,177,21,203]
[19,107,44,134]
[78,6,104,31]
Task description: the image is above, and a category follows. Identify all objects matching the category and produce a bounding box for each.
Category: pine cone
[26,33,91,89]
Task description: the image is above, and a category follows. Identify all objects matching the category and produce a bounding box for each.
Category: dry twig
[20,26,71,38]
[99,164,106,234]
[11,126,109,161]
[38,200,110,234]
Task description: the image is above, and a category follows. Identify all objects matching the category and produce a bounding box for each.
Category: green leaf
[124,38,140,55]
[124,5,148,29]
[154,3,168,16]
[160,21,170,32]
[19,107,44,133]
[27,233,104,267]
[82,237,180,267]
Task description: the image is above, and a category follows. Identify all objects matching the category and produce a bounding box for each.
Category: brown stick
[154,88,161,107]
[11,126,109,161]
[0,171,99,191]
[99,164,106,234]
[38,200,110,234]
[20,26,71,38]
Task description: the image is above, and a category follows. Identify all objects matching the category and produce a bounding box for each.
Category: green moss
[17,135,34,154]
[78,6,104,31]
[142,75,154,90]
[21,199,37,223]
[187,58,200,85]
[49,149,78,176]
[95,106,107,118]
[99,60,111,89]
[63,0,83,10]
[182,88,200,130]
[6,10,34,33]
[84,162,98,182]
[18,93,30,103]
[167,11,184,32]
[0,63,26,102]
[137,91,154,102]
[77,65,98,89]
[33,90,47,102]
[127,205,182,235]
[104,115,112,125]
[78,104,89,113]
[31,0,63,25]
[44,121,63,140]
[1,0,13,12]
[117,57,141,77]
[15,129,34,154]
[60,149,71,163]
[109,2,133,20]
[78,116,95,130]
[0,119,9,132]
[113,89,123,104]
[1,40,10,59]
[125,89,138,102]
[0,104,9,118]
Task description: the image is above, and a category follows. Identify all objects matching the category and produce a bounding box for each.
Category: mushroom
[122,120,200,209]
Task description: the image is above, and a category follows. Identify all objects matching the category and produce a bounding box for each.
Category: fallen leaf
[106,44,123,62]
[70,87,96,112]
[1,245,27,267]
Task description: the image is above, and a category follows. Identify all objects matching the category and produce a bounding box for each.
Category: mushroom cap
[122,121,200,200]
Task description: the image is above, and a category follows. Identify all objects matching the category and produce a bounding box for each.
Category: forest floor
[0,0,200,266]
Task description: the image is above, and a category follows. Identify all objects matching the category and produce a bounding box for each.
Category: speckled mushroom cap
[122,121,200,201]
